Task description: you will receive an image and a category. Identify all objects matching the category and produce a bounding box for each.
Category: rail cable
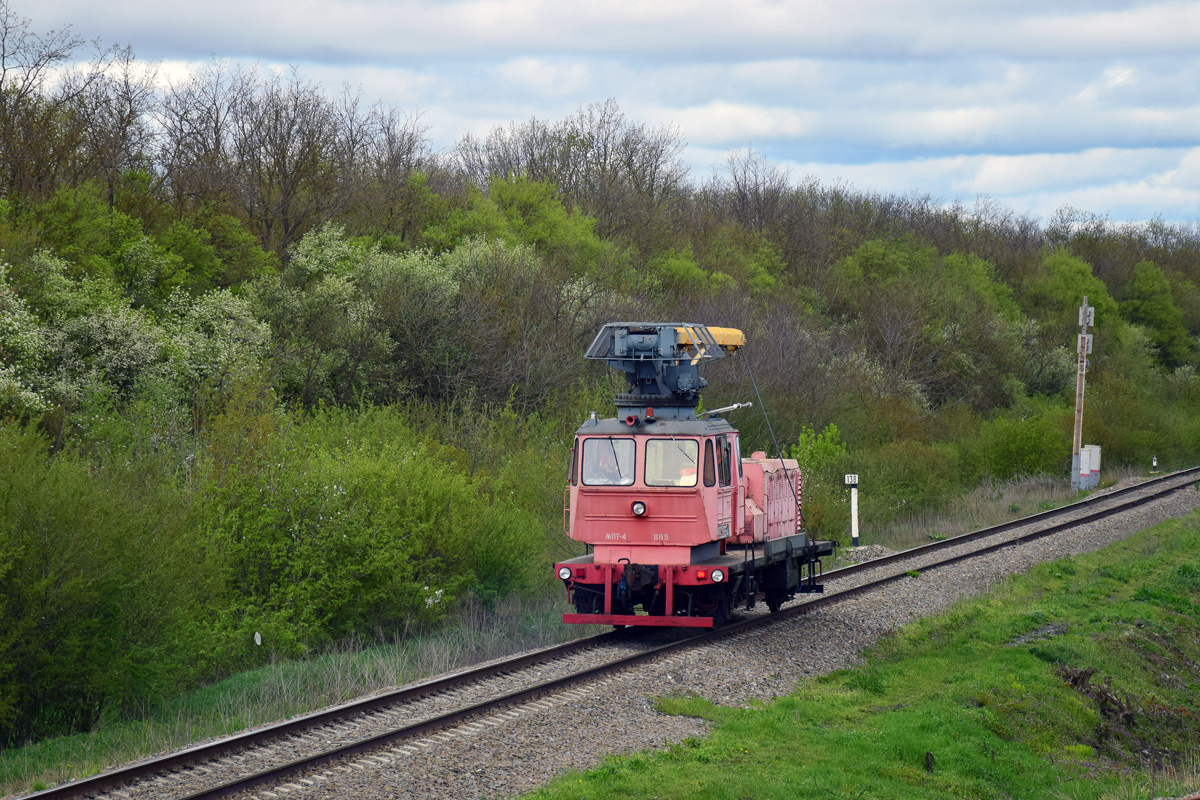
[25,467,1200,800]
[737,349,808,532]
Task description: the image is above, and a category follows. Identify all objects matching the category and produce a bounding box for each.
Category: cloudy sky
[29,0,1200,223]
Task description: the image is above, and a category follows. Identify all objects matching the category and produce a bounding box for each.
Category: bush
[0,389,561,746]
[790,423,850,539]
[200,406,545,650]
[0,423,215,744]
[855,439,961,524]
[977,413,1069,480]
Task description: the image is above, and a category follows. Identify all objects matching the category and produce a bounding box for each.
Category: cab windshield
[645,438,699,487]
[582,438,635,486]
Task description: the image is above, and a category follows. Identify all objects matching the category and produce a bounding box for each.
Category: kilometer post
[845,473,859,547]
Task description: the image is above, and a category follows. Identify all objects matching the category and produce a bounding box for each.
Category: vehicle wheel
[766,593,784,613]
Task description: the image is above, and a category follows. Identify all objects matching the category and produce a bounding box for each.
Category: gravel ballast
[217,482,1200,800]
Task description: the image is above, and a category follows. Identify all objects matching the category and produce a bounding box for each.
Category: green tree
[646,246,734,295]
[422,176,616,277]
[201,406,542,647]
[489,177,612,271]
[446,236,601,407]
[34,184,190,308]
[246,228,369,407]
[1018,249,1119,344]
[696,224,782,294]
[828,237,1025,410]
[0,264,49,417]
[248,224,472,407]
[1120,260,1192,367]
[789,423,850,537]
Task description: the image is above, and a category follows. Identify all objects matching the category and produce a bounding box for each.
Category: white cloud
[965,149,1175,195]
[32,0,1200,62]
[764,146,1200,221]
[1073,63,1138,103]
[659,101,817,145]
[1017,181,1200,222]
[495,58,593,98]
[1010,2,1200,57]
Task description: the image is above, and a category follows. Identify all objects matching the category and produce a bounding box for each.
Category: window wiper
[670,436,696,465]
[606,437,627,481]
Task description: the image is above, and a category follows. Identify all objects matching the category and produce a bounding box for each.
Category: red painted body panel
[594,545,694,565]
[737,452,801,544]
[575,487,707,547]
[568,435,731,555]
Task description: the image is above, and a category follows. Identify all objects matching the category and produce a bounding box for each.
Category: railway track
[25,467,1200,800]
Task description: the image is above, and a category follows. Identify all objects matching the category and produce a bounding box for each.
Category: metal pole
[1072,297,1093,490]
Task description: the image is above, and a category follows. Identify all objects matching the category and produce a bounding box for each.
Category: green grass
[837,468,1145,561]
[0,593,579,797]
[525,510,1200,800]
[832,473,1081,559]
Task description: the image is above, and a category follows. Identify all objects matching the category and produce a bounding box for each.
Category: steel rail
[822,466,1200,582]
[25,468,1199,800]
[167,468,1200,800]
[20,631,631,800]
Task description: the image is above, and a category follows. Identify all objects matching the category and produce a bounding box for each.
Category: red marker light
[696,570,707,580]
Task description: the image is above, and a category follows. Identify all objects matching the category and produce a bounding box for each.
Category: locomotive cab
[568,421,741,566]
[555,323,835,628]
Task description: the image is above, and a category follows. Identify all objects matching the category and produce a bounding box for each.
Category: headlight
[711,569,725,583]
[558,566,572,580]
[631,501,647,516]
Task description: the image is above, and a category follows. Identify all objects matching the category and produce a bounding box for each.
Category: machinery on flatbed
[555,323,836,628]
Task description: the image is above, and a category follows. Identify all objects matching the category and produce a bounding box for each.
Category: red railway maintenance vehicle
[555,322,836,628]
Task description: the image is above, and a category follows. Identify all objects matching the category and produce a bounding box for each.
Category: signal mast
[1071,297,1094,490]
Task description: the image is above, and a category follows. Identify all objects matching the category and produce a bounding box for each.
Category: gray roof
[574,416,737,437]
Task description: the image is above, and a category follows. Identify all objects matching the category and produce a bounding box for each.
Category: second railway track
[26,468,1200,800]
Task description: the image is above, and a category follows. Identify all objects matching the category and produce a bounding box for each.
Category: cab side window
[703,439,716,486]
[716,435,731,487]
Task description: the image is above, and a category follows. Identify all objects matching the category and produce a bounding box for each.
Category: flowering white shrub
[60,306,170,397]
[0,265,52,416]
[164,289,272,399]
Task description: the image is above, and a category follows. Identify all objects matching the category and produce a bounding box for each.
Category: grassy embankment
[528,507,1200,800]
[858,468,1144,555]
